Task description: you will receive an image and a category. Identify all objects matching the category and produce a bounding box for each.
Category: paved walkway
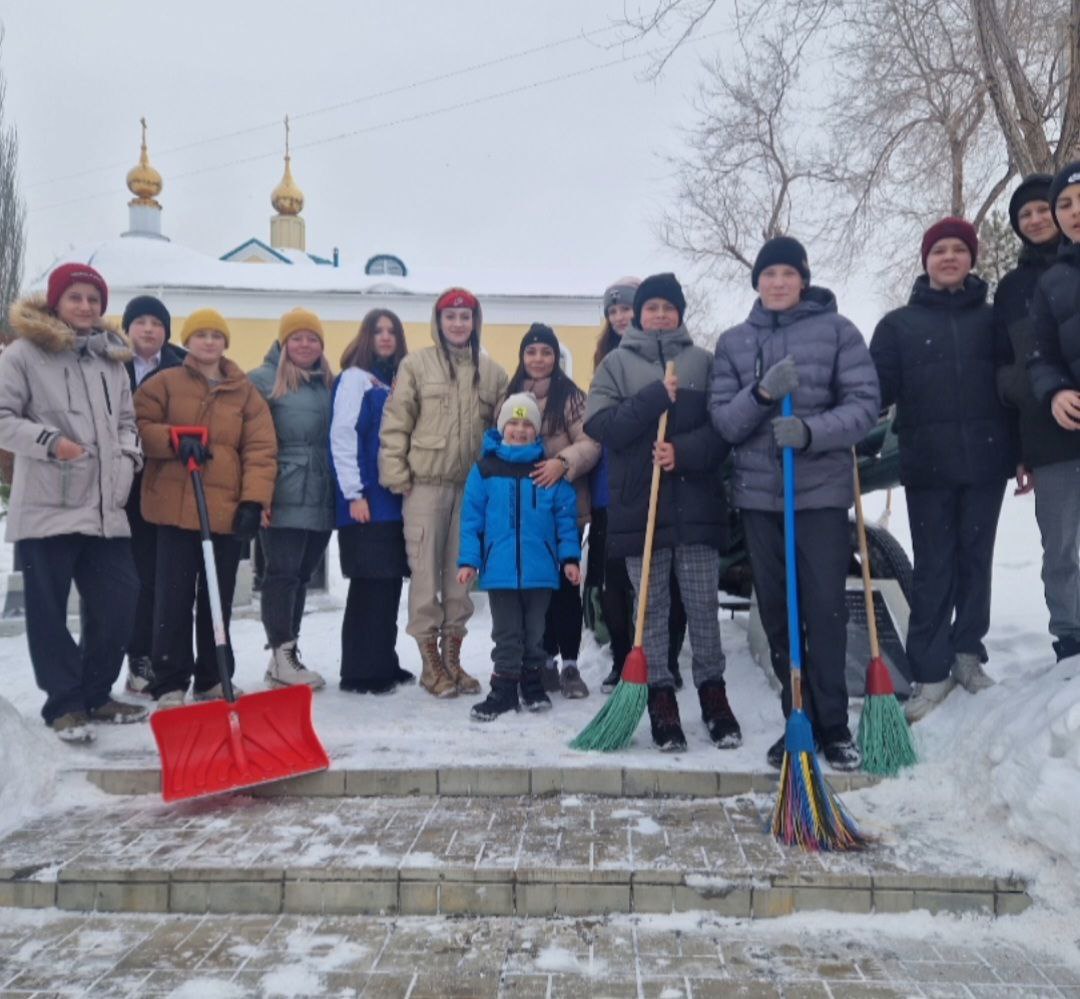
[0,909,1076,998]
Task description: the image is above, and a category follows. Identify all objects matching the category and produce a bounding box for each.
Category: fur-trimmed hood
[7,294,132,363]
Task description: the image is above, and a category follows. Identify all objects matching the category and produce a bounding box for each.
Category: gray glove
[772,416,810,450]
[758,355,799,400]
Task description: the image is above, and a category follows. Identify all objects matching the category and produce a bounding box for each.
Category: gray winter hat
[603,277,640,314]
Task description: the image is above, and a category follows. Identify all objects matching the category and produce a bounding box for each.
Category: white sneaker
[265,641,326,690]
[154,690,187,711]
[904,678,955,723]
[192,682,245,702]
[952,653,995,693]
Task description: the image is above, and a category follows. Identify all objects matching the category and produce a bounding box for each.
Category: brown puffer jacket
[135,356,277,535]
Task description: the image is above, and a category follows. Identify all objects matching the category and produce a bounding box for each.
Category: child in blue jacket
[458,393,581,720]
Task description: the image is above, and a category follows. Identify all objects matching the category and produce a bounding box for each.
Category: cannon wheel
[851,521,913,603]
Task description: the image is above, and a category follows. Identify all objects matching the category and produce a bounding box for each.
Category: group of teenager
[4,162,1080,767]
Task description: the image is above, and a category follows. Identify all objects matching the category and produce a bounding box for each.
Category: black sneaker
[471,675,521,722]
[600,665,621,694]
[822,737,862,772]
[520,668,553,713]
[1053,635,1080,662]
[647,686,687,752]
[540,658,562,693]
[698,680,742,749]
[767,734,786,770]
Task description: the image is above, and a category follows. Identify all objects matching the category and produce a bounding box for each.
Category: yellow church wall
[142,315,604,388]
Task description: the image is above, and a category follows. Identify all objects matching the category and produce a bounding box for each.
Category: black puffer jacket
[996,241,1080,468]
[1029,242,1080,412]
[584,325,729,559]
[870,274,1014,488]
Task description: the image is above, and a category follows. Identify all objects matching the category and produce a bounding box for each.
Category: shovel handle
[633,361,676,649]
[852,455,881,658]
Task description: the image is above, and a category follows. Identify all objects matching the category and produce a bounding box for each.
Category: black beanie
[751,236,811,290]
[1048,162,1080,237]
[1008,173,1055,244]
[122,295,172,341]
[519,322,560,359]
[632,272,686,329]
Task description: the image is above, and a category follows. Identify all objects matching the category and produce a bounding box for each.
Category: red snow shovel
[151,426,330,803]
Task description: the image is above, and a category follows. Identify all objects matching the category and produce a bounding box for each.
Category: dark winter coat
[329,367,406,579]
[1029,242,1080,419]
[995,242,1080,469]
[709,288,880,512]
[248,342,335,532]
[125,342,187,393]
[584,324,729,559]
[870,274,1014,488]
[459,430,580,590]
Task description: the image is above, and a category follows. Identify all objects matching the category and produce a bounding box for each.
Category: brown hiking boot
[441,632,481,694]
[418,635,457,698]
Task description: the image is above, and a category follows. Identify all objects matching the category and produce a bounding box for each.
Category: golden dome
[126,117,162,207]
[271,115,304,216]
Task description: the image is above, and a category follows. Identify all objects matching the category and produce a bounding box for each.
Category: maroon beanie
[920,217,978,270]
[46,263,108,314]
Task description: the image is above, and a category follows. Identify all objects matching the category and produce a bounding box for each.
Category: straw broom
[770,396,868,851]
[853,460,917,776]
[570,362,674,752]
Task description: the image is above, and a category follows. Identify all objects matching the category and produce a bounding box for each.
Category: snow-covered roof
[29,234,602,302]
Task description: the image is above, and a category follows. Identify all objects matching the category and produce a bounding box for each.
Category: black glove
[177,436,211,467]
[232,501,263,542]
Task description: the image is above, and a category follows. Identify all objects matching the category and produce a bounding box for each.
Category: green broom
[853,460,917,776]
[570,362,673,751]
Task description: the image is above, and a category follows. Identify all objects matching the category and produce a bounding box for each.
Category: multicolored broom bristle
[857,656,917,777]
[569,648,648,752]
[770,709,869,851]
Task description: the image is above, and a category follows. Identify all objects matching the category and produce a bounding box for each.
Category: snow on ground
[2,487,1080,926]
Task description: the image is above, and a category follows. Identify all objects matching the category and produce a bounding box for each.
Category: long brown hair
[593,318,622,370]
[340,309,407,371]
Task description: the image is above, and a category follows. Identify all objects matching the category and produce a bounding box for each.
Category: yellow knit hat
[180,308,231,347]
[278,307,324,346]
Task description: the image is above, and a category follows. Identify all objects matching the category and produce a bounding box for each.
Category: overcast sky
[3,0,889,332]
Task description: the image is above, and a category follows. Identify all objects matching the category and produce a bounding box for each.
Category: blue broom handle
[782,393,802,677]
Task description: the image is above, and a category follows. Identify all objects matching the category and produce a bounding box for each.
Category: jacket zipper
[100,373,112,415]
[515,477,522,588]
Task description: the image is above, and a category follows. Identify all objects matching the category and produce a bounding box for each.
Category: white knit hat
[497,392,542,434]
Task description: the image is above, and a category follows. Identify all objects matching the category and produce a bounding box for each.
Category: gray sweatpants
[488,589,552,681]
[1033,460,1080,642]
[625,544,725,688]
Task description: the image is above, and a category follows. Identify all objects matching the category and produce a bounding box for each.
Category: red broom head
[621,647,648,685]
[865,656,896,697]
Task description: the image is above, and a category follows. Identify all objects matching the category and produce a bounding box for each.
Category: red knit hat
[435,288,478,313]
[920,217,978,270]
[46,263,108,314]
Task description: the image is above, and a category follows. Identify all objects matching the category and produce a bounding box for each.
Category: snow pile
[0,695,59,839]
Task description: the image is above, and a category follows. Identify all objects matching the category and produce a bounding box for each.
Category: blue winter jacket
[459,430,581,590]
[329,368,402,527]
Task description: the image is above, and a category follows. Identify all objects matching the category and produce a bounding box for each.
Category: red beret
[921,217,978,270]
[435,288,478,313]
[47,263,108,314]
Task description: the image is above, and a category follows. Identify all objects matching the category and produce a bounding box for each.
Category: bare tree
[626,0,1078,289]
[0,28,25,342]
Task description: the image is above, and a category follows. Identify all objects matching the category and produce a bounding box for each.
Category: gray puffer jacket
[248,342,335,532]
[0,296,141,542]
[709,288,880,512]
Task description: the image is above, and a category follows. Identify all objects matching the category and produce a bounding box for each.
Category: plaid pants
[625,544,725,688]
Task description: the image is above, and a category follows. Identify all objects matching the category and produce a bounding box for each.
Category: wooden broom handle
[633,361,676,648]
[852,455,881,658]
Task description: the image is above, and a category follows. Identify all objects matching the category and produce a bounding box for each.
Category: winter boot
[698,679,742,748]
[193,682,246,702]
[125,655,155,697]
[1053,635,1080,662]
[51,711,94,744]
[647,686,687,753]
[88,699,149,725]
[822,735,862,772]
[441,633,481,695]
[340,676,398,695]
[951,652,994,693]
[418,635,457,698]
[471,674,521,721]
[540,655,562,693]
[600,663,621,694]
[266,641,326,690]
[392,667,417,687]
[559,661,589,699]
[520,667,553,712]
[903,678,955,723]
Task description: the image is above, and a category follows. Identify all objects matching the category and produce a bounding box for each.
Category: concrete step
[0,792,1029,921]
[82,766,881,799]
